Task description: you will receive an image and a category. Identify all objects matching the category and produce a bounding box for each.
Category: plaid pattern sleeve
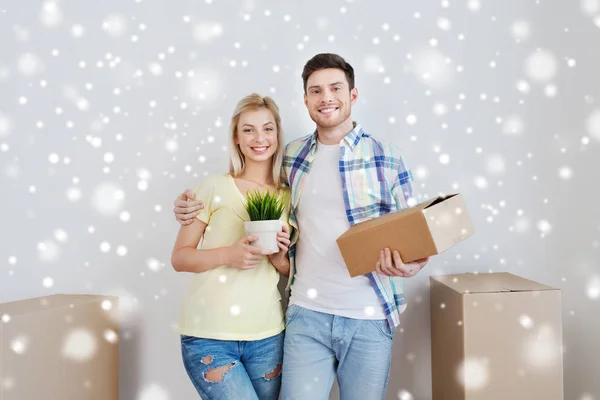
[282,133,316,290]
[372,142,415,328]
[387,143,415,211]
[338,129,414,329]
[283,124,414,329]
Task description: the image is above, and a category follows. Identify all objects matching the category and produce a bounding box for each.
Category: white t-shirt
[289,141,385,320]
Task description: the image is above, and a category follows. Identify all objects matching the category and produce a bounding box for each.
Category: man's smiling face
[304,68,358,130]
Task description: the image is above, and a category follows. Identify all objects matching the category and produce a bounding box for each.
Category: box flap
[430,272,557,294]
[422,194,475,255]
[337,194,449,238]
[424,194,459,209]
[337,206,418,237]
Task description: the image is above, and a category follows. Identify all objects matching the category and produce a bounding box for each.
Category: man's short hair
[301,53,355,93]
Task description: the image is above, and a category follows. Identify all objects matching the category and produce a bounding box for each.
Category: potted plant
[243,189,286,254]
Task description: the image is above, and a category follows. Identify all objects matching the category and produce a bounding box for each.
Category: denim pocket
[369,319,394,340]
[285,304,302,326]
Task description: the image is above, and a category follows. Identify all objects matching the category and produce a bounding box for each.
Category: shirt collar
[308,121,364,152]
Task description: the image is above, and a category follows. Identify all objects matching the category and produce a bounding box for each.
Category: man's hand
[375,248,429,278]
[174,189,204,225]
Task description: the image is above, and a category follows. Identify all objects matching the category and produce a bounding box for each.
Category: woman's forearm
[171,247,231,273]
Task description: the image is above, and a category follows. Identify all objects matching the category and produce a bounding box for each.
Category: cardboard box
[430,273,563,400]
[0,294,119,400]
[337,193,475,277]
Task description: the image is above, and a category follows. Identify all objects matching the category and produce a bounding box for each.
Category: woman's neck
[236,160,273,187]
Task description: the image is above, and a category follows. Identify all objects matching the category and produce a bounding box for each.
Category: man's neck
[316,118,354,145]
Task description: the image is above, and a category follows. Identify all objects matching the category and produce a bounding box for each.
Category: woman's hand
[228,236,272,270]
[267,226,291,276]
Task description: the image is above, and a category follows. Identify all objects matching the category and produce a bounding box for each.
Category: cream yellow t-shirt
[176,174,290,341]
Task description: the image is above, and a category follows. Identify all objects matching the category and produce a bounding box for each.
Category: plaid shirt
[282,122,414,329]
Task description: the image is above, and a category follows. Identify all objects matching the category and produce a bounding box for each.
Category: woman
[171,93,291,400]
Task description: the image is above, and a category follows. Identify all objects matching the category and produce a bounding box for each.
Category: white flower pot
[244,220,282,254]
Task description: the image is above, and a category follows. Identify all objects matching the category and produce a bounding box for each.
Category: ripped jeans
[181,332,284,400]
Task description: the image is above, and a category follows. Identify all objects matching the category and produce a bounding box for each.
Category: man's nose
[322,89,334,103]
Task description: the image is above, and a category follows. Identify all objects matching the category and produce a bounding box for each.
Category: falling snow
[62,328,97,361]
[524,50,558,82]
[458,358,489,390]
[138,383,170,400]
[587,109,600,142]
[1,1,598,399]
[511,20,532,41]
[586,276,600,300]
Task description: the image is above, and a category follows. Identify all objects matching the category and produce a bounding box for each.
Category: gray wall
[1,1,599,399]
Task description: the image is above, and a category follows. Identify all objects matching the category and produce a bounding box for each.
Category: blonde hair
[229,93,285,187]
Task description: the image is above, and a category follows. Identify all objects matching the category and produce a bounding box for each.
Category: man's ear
[304,93,308,108]
[350,87,359,105]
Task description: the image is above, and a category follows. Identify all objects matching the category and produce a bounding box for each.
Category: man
[174,53,428,400]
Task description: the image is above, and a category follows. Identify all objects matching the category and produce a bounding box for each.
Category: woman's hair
[228,93,285,187]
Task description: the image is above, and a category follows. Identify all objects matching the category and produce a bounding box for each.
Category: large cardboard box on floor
[0,294,119,400]
[337,193,475,277]
[430,273,563,400]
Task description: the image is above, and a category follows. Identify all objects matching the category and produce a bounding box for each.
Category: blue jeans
[181,332,284,400]
[281,305,394,400]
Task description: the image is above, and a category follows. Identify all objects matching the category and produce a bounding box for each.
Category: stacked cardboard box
[430,273,563,400]
[0,294,119,399]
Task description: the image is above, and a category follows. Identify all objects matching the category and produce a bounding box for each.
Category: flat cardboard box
[0,294,119,400]
[337,193,475,277]
[430,273,563,400]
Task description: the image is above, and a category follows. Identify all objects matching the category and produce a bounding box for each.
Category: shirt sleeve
[279,188,293,234]
[281,142,292,187]
[389,144,415,211]
[193,176,217,224]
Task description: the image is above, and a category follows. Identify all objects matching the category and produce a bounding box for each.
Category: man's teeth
[320,107,338,113]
